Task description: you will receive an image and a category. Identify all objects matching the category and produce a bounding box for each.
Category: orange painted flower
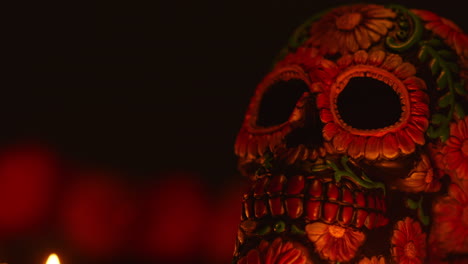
[306,222,366,262]
[358,255,387,264]
[430,182,468,256]
[442,116,468,181]
[395,152,442,193]
[412,9,468,59]
[316,50,429,160]
[307,4,396,55]
[391,217,427,264]
[237,237,312,264]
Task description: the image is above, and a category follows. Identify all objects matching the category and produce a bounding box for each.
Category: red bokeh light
[60,172,136,258]
[0,143,59,236]
[202,184,242,263]
[135,171,208,261]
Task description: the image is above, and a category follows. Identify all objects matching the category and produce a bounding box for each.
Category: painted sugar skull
[233,4,468,263]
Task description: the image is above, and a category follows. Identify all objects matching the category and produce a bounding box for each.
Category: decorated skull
[233,3,468,263]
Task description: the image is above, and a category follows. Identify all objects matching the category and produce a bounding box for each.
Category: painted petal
[382,133,400,159]
[457,118,468,138]
[411,9,439,21]
[348,136,367,159]
[448,183,468,203]
[323,122,342,141]
[364,21,385,35]
[455,162,468,180]
[277,249,301,264]
[411,102,429,117]
[305,222,328,238]
[425,21,441,30]
[404,76,427,90]
[320,109,334,123]
[442,17,463,32]
[310,82,324,93]
[450,120,462,139]
[410,90,429,104]
[290,255,307,264]
[367,29,381,42]
[333,132,353,152]
[381,54,403,71]
[257,135,269,156]
[266,238,282,263]
[354,26,371,50]
[365,20,389,35]
[411,115,429,131]
[366,7,396,18]
[398,171,426,192]
[337,33,348,54]
[457,34,468,57]
[368,50,386,66]
[431,24,451,39]
[258,239,270,252]
[404,124,426,145]
[317,93,330,109]
[364,136,382,160]
[396,130,416,154]
[344,33,359,53]
[445,151,464,169]
[337,54,354,68]
[269,132,283,152]
[315,233,332,253]
[394,62,417,79]
[354,50,369,64]
[446,135,462,148]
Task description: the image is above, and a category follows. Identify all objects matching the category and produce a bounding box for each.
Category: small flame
[45,253,60,264]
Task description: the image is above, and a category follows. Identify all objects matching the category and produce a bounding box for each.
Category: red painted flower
[316,50,429,160]
[442,116,468,181]
[412,9,468,59]
[306,222,366,262]
[307,4,396,55]
[430,182,468,256]
[237,237,312,264]
[358,255,387,264]
[391,217,427,264]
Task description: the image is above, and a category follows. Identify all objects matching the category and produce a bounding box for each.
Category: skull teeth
[242,174,388,230]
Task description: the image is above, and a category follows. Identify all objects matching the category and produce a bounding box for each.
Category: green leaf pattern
[418,40,466,141]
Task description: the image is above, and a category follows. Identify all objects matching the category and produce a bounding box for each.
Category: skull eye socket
[336,76,403,130]
[256,79,309,127]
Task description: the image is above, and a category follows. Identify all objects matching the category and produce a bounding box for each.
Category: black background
[5,0,468,183]
[3,0,468,263]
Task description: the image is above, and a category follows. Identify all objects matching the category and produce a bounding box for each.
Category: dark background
[3,0,468,263]
[5,0,468,182]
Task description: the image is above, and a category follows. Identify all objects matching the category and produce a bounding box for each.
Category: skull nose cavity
[256,79,309,127]
[285,96,324,148]
[336,76,403,130]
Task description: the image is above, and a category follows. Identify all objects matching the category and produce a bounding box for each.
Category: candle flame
[45,253,60,264]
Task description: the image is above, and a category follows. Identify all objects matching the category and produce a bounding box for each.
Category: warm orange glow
[45,253,60,264]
